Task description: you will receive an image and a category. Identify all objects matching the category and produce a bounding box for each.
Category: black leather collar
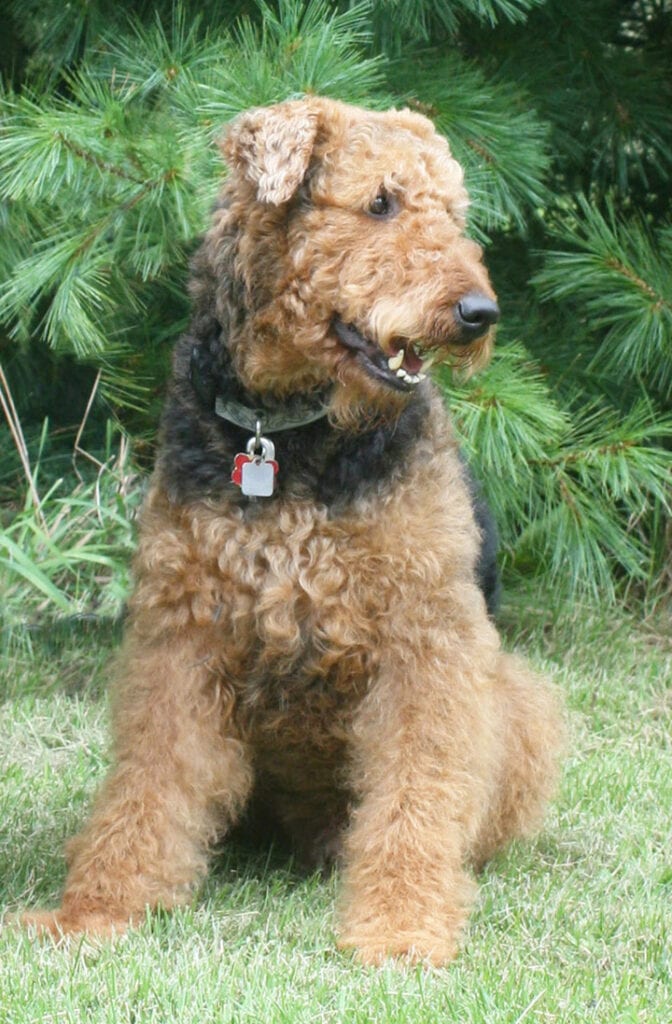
[190,343,330,435]
[213,393,329,433]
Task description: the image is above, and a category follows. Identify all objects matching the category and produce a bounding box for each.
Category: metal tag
[241,458,276,497]
[231,427,278,497]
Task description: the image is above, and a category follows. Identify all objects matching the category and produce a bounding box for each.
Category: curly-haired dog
[20,97,563,964]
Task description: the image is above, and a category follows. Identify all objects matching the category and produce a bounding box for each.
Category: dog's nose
[454,292,500,342]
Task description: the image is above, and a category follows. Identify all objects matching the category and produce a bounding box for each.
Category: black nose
[454,292,500,341]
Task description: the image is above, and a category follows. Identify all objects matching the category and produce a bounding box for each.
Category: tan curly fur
[19,96,564,966]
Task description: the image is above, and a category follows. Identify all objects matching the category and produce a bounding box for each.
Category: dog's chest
[206,501,385,659]
[183,500,389,728]
[137,449,473,708]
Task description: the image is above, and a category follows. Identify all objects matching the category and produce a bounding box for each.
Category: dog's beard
[327,357,418,430]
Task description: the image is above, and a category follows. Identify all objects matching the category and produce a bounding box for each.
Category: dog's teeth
[395,367,424,385]
[388,349,405,371]
[420,354,436,373]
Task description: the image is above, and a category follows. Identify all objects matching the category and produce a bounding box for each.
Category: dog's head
[207,97,497,425]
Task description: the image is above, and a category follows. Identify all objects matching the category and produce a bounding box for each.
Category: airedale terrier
[20,97,563,964]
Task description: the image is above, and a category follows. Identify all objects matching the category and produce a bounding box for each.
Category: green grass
[1,596,671,1023]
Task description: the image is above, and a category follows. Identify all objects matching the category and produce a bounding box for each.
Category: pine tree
[1,0,671,615]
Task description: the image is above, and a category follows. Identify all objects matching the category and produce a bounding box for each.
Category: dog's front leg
[337,632,499,966]
[20,633,253,939]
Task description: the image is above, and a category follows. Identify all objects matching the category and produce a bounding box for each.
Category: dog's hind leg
[470,651,565,870]
[20,635,253,939]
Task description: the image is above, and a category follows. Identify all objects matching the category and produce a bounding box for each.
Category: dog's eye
[368,189,396,219]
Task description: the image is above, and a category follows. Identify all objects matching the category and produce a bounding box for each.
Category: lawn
[1,593,670,1023]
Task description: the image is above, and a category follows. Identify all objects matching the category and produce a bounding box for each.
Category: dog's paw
[11,908,130,942]
[337,926,458,967]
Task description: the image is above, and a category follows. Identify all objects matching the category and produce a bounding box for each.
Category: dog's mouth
[332,319,438,392]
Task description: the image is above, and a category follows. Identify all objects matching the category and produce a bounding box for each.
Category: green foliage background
[1,0,671,631]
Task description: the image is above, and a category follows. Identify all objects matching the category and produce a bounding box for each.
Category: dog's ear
[222,100,320,205]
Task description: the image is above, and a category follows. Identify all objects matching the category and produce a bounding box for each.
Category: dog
[19,97,563,965]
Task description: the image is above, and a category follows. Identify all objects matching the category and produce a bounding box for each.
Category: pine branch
[443,343,672,595]
[197,0,388,118]
[534,197,672,397]
[52,129,145,185]
[369,0,544,51]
